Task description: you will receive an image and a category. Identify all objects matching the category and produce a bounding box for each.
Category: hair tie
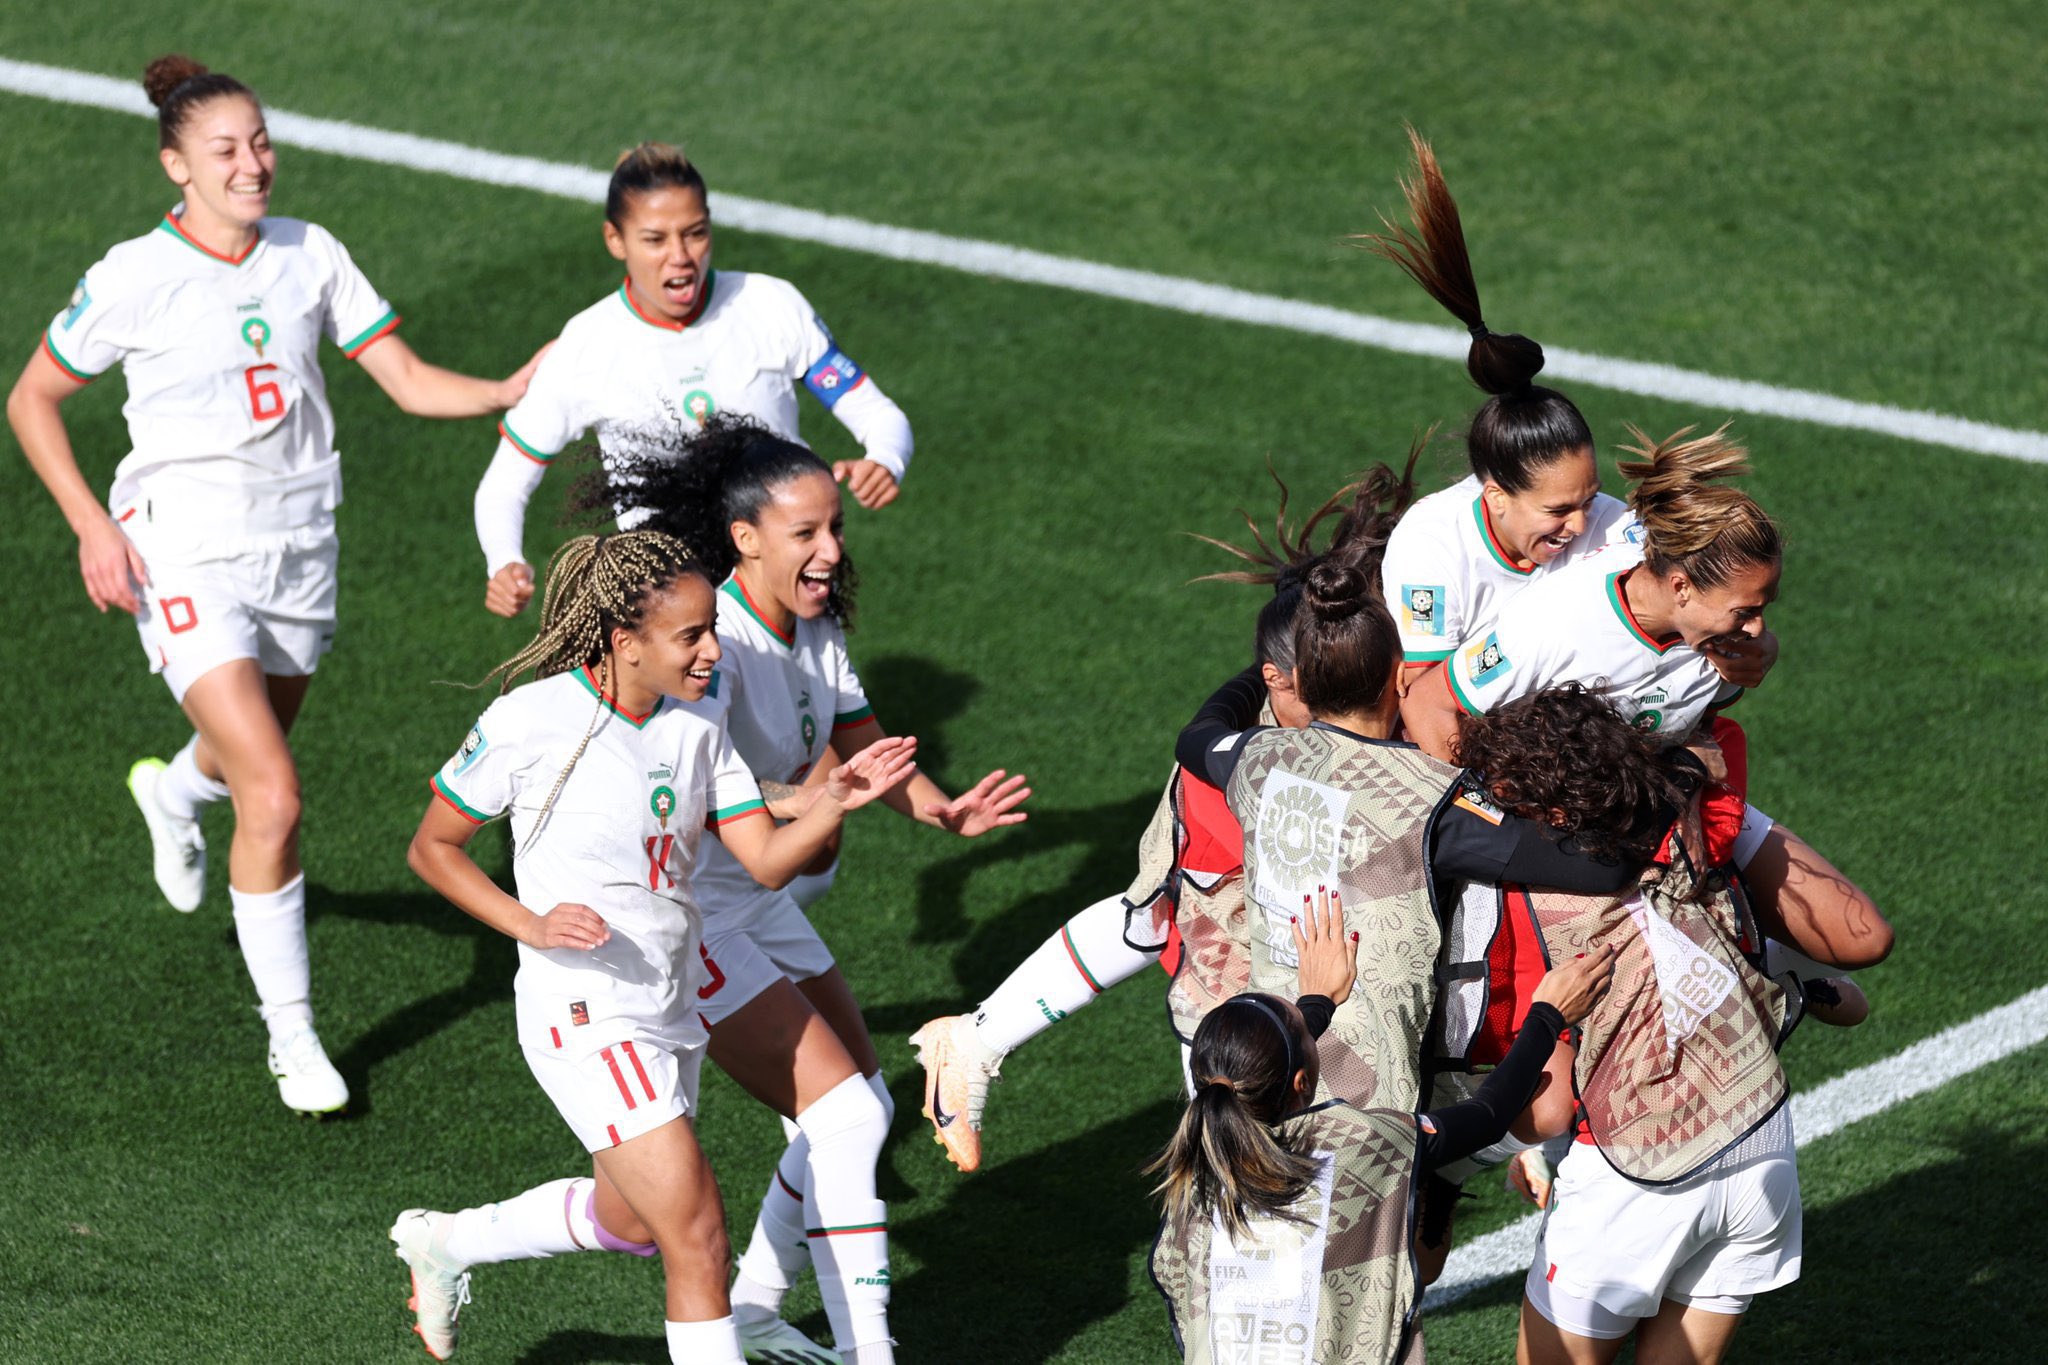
[1199,1076,1238,1096]
[1468,322,1489,339]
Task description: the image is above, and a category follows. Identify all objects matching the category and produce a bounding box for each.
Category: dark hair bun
[1469,329,1546,396]
[143,54,209,108]
[1302,558,1367,622]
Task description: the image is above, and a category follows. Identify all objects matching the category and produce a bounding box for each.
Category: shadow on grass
[302,878,517,1117]
[516,1329,667,1364]
[1729,1127,2048,1362]
[856,654,979,779]
[891,1097,1181,1364]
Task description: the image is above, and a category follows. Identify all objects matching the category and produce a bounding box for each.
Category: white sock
[155,734,230,823]
[732,1141,811,1317]
[865,1070,895,1128]
[231,874,313,1039]
[443,1176,598,1267]
[799,1074,893,1354]
[971,896,1159,1053]
[666,1316,743,1365]
[847,1342,898,1365]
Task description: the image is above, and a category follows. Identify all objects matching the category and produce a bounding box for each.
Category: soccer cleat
[909,1015,1003,1173]
[127,757,206,912]
[736,1313,843,1364]
[268,1027,349,1116]
[391,1209,472,1361]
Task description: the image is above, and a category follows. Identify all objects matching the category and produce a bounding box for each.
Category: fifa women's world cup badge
[650,784,676,829]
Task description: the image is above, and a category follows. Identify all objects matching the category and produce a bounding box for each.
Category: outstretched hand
[925,768,1031,837]
[1292,887,1358,1005]
[825,735,919,811]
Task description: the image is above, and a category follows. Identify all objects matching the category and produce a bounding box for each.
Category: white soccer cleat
[736,1313,843,1364]
[391,1208,472,1361]
[127,756,205,912]
[910,1015,1003,1173]
[268,1027,349,1116]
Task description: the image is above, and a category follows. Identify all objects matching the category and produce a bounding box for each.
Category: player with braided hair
[6,53,546,1117]
[473,143,914,618]
[578,416,1021,1357]
[393,531,915,1365]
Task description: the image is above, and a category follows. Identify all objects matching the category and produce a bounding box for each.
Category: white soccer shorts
[1526,1106,1801,1333]
[523,1026,705,1154]
[701,887,837,1012]
[129,521,338,701]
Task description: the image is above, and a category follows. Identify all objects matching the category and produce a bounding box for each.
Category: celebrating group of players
[6,50,1890,1365]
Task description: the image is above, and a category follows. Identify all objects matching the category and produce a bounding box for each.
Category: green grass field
[2,5,2045,1360]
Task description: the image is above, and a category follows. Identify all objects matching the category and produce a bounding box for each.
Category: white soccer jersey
[691,576,873,911]
[42,210,397,546]
[1444,543,1741,740]
[1381,476,1638,666]
[474,271,913,574]
[431,667,767,1048]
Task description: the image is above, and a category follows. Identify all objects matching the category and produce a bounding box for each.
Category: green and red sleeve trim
[1606,570,1680,654]
[1445,662,1483,716]
[719,577,795,649]
[340,307,401,359]
[1401,648,1453,665]
[499,419,557,465]
[39,328,96,383]
[707,797,768,829]
[156,213,260,265]
[430,772,490,824]
[1472,497,1534,576]
[832,703,875,732]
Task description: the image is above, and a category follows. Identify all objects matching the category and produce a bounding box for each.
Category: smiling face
[604,185,714,321]
[159,93,274,229]
[612,573,722,703]
[1671,559,1780,650]
[1483,446,1602,567]
[731,469,845,621]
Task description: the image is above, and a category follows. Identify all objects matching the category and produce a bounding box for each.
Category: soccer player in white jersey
[1356,129,1651,758]
[587,416,1027,1358]
[1408,425,1782,757]
[395,531,915,1365]
[5,55,546,1116]
[474,143,915,619]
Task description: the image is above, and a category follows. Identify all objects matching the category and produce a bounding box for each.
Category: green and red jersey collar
[157,210,261,266]
[617,271,716,332]
[575,664,666,726]
[719,575,795,649]
[1471,496,1534,576]
[1607,568,1682,654]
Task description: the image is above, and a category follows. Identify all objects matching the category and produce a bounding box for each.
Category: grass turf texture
[0,5,2044,1359]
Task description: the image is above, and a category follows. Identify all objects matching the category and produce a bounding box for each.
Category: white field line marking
[1423,982,2048,1311]
[5,55,2046,467]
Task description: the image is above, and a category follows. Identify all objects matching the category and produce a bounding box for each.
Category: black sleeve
[1173,666,1269,789]
[1429,780,1642,896]
[1298,995,1336,1039]
[1416,1002,1567,1169]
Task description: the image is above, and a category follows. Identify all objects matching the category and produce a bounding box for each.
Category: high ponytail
[571,412,858,624]
[1617,424,1781,590]
[1148,994,1322,1243]
[143,55,255,150]
[1291,558,1400,718]
[1189,437,1426,670]
[1357,129,1594,493]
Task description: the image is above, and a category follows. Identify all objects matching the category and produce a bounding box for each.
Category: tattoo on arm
[759,780,801,804]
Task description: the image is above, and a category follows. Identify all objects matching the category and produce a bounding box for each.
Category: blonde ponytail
[1618,424,1781,589]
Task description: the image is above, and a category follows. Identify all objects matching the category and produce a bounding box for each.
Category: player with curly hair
[6,53,546,1116]
[392,530,914,1364]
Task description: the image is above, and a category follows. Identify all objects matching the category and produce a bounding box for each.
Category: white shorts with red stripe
[125,514,339,702]
[698,888,838,1030]
[523,1027,705,1154]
